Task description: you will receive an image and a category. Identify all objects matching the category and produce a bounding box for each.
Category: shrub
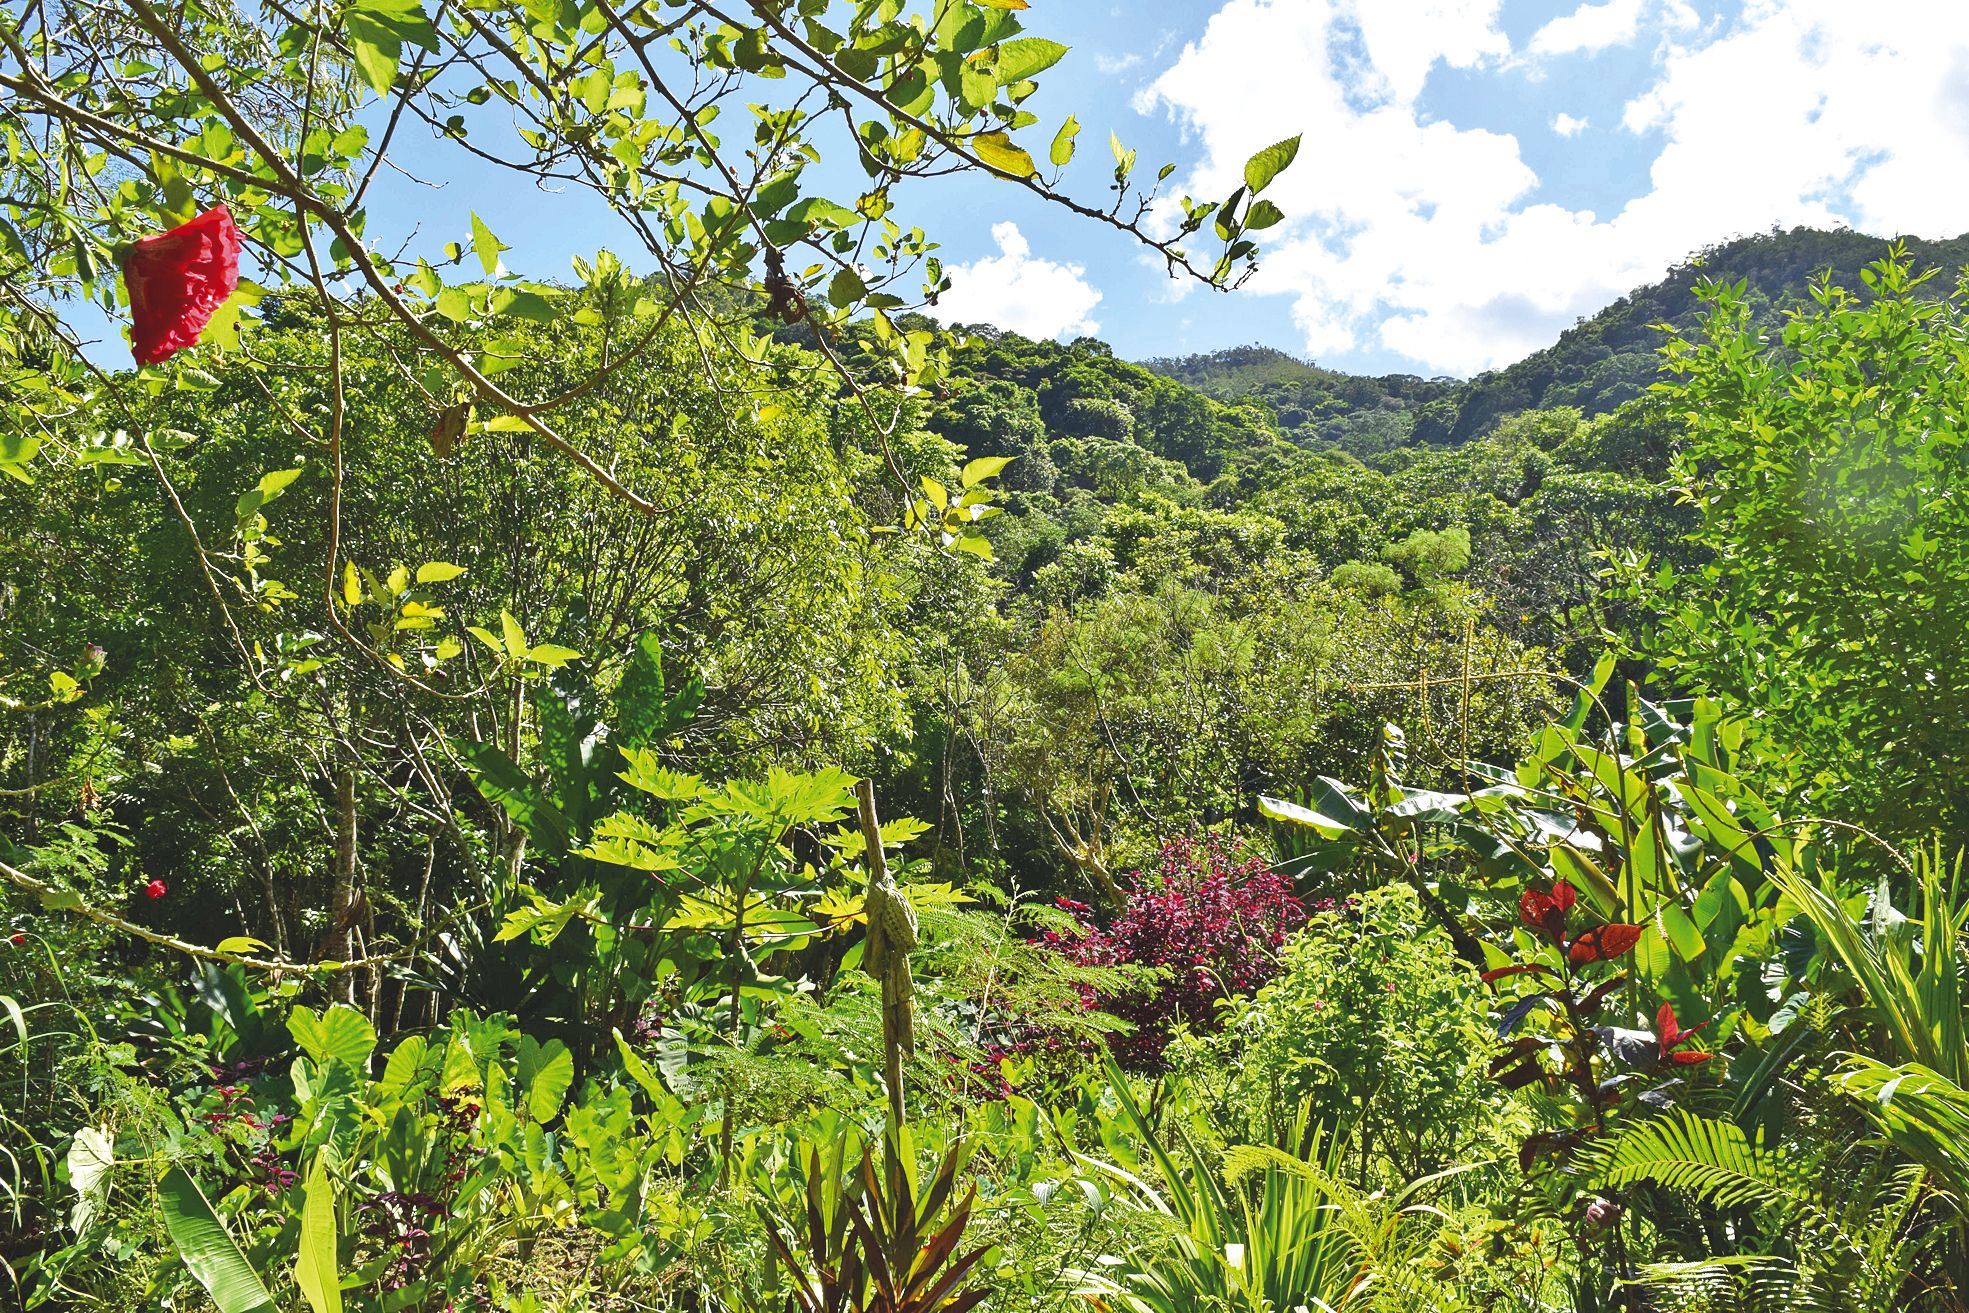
[1172,883,1517,1180]
[1042,833,1306,1071]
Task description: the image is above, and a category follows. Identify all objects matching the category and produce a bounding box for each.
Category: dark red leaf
[1481,963,1559,984]
[1567,923,1643,963]
[1518,883,1572,943]
[1494,1060,1546,1090]
[1669,1050,1713,1065]
[122,206,243,366]
[1577,973,1628,1013]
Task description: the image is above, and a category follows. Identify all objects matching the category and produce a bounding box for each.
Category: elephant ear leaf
[158,1167,276,1313]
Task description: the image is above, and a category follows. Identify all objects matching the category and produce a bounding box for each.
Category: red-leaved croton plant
[121,205,242,366]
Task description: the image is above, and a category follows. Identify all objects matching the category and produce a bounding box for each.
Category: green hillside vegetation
[8,5,1969,1310]
[1151,226,1969,451]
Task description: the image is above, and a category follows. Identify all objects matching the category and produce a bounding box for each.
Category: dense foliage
[6,1,1969,1309]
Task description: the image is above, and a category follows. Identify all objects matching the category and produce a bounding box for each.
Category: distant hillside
[1142,226,1969,452]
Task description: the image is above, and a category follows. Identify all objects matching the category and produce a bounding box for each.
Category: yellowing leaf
[971,132,1036,178]
[341,561,363,607]
[415,561,466,584]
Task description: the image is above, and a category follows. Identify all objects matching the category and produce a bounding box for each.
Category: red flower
[7,933,24,947]
[143,879,168,900]
[122,206,242,366]
[1656,1002,1711,1065]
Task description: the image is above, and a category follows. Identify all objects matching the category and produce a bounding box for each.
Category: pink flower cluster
[1042,833,1308,1071]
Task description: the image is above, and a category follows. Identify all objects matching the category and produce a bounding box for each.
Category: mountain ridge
[1142,225,1969,450]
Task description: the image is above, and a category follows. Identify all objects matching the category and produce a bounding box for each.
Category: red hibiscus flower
[7,932,24,947]
[122,206,243,366]
[1656,1002,1711,1064]
[143,879,168,900]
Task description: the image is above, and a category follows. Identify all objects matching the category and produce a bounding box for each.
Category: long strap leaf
[158,1166,277,1313]
[295,1155,342,1313]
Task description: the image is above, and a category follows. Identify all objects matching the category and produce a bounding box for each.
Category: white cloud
[1552,111,1590,136]
[1528,0,1645,58]
[934,223,1103,339]
[1095,51,1142,75]
[1141,0,1969,374]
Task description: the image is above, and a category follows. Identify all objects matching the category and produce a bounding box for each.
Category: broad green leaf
[1256,794,1352,840]
[158,1167,276,1313]
[995,37,1067,83]
[827,266,866,307]
[459,739,573,858]
[525,643,581,669]
[469,212,505,274]
[515,1037,574,1122]
[414,561,465,584]
[287,1005,377,1071]
[1242,134,1302,194]
[971,132,1036,178]
[294,1157,341,1313]
[1658,903,1708,961]
[961,455,1013,487]
[343,0,437,98]
[233,468,303,524]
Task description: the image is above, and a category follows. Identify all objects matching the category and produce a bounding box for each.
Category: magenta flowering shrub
[1042,833,1308,1071]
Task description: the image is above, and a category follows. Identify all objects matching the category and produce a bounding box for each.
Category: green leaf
[1245,199,1285,230]
[287,1005,377,1071]
[961,456,1013,487]
[1049,114,1080,167]
[971,132,1036,178]
[234,468,303,524]
[469,212,506,275]
[1658,902,1707,961]
[294,1157,341,1313]
[158,1168,276,1313]
[1242,134,1302,194]
[499,609,528,658]
[994,37,1067,83]
[343,0,437,98]
[460,739,573,859]
[827,266,866,308]
[414,561,466,584]
[515,1037,574,1123]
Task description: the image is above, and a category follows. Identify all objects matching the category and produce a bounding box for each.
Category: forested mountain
[1146,225,1969,449]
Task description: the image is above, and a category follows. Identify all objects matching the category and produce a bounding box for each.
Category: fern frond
[1585,1111,1800,1211]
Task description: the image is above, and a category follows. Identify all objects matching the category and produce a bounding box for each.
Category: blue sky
[901,0,1969,376]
